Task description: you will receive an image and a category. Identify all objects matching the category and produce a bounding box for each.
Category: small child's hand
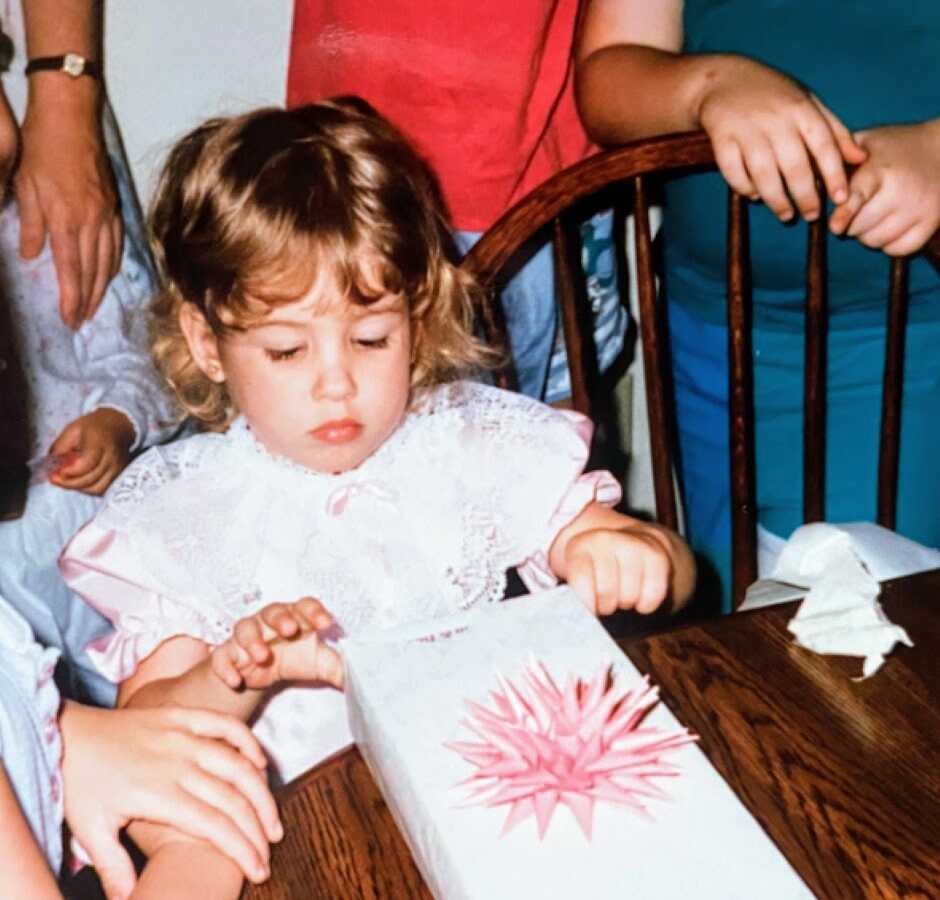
[212,597,344,692]
[563,524,675,616]
[48,407,134,495]
[829,119,940,256]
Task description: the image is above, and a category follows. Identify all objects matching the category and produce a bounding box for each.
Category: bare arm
[117,636,267,721]
[0,766,61,900]
[575,0,865,221]
[19,0,122,326]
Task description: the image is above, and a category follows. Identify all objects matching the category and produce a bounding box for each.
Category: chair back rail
[464,131,931,608]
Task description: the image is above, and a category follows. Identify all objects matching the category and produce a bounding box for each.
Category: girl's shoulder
[414,380,573,424]
[96,427,236,527]
[411,380,593,450]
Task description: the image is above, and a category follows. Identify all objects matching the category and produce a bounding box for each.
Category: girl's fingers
[856,211,910,250]
[211,645,245,689]
[56,448,107,487]
[846,190,893,239]
[830,166,879,234]
[636,553,670,615]
[296,596,333,631]
[566,558,598,615]
[883,222,932,257]
[592,551,620,617]
[233,617,271,665]
[260,603,300,638]
[316,644,346,690]
[613,551,641,614]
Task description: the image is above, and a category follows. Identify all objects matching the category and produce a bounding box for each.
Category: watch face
[62,53,85,77]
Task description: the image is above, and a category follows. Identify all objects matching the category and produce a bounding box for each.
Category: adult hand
[48,407,134,495]
[15,102,123,328]
[60,703,282,900]
[829,119,940,256]
[696,56,867,222]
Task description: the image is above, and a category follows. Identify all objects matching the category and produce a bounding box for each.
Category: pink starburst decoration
[445,660,697,840]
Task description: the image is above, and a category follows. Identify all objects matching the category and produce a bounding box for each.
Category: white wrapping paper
[344,587,811,900]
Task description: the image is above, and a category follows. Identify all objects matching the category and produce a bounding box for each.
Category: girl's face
[185,271,412,474]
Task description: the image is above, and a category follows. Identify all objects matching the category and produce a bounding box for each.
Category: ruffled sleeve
[58,434,257,683]
[445,383,622,592]
[59,522,231,683]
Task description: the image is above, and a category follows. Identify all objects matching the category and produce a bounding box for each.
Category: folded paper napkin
[745,523,938,676]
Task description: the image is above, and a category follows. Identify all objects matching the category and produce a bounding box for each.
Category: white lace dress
[61,382,621,781]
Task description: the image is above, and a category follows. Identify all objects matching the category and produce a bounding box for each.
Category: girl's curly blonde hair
[150,97,498,429]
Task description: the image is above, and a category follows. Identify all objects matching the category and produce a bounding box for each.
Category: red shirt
[287,1,593,232]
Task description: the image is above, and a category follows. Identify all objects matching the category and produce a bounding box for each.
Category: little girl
[61,98,694,895]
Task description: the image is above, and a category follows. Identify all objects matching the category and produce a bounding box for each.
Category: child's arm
[0,766,62,900]
[47,407,134,495]
[548,501,696,616]
[829,117,940,256]
[110,600,342,899]
[118,597,343,714]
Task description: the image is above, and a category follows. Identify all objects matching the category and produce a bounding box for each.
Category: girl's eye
[266,347,302,362]
[355,336,389,349]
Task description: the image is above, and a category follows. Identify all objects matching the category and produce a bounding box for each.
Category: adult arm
[60,702,281,898]
[575,0,865,222]
[0,766,61,899]
[18,0,122,327]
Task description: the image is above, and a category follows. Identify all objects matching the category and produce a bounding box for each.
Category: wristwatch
[25,53,99,79]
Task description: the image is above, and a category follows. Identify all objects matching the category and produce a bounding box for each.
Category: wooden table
[243,569,940,900]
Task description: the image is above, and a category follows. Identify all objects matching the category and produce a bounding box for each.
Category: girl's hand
[829,119,940,256]
[48,407,134,495]
[212,597,345,691]
[59,703,282,899]
[563,524,675,616]
[695,56,867,222]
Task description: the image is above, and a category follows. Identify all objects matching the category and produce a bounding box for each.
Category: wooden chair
[463,130,940,609]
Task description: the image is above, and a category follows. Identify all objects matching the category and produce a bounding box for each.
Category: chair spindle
[803,216,827,523]
[877,257,909,530]
[632,175,678,531]
[552,215,593,417]
[727,190,757,607]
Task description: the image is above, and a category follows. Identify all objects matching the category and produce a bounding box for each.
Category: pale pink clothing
[60,382,620,781]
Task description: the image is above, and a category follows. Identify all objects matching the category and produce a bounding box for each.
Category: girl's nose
[312,354,355,401]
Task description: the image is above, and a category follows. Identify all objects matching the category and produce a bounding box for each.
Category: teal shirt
[664,0,940,330]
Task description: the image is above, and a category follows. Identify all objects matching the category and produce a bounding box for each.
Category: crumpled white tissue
[744,523,935,677]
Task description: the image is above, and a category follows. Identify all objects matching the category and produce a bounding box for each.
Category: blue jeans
[456,210,626,403]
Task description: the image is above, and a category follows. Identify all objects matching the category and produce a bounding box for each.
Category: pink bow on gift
[445,660,696,840]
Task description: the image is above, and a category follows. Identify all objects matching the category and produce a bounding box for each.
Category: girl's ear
[179,303,225,383]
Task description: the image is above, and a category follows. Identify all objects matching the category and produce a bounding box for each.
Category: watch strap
[25,53,100,79]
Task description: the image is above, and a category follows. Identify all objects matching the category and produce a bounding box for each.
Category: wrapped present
[344,587,811,899]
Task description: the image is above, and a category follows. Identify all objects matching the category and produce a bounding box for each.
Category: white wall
[104,0,293,206]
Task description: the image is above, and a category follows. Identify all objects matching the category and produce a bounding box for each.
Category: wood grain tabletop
[242,569,940,900]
